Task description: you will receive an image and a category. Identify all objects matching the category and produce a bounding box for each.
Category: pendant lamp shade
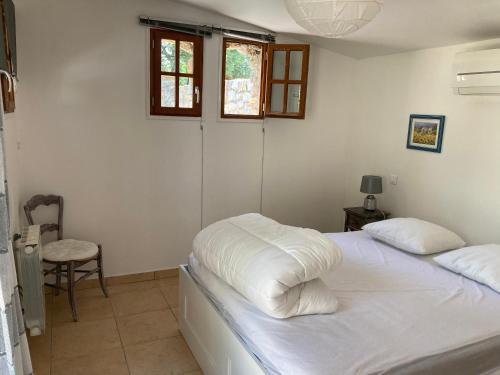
[285,0,383,38]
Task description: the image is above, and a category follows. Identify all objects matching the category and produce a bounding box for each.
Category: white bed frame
[179,265,267,375]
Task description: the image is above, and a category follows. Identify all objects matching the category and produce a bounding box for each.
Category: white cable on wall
[200,122,204,230]
[260,124,265,214]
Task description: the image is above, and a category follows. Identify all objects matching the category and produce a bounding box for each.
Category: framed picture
[407,114,445,153]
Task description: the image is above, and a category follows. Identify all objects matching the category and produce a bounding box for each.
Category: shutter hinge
[151,96,155,106]
[152,39,155,49]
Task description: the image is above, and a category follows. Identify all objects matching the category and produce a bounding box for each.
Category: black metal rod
[139,17,276,43]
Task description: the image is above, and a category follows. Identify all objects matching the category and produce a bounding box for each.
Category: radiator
[15,225,45,336]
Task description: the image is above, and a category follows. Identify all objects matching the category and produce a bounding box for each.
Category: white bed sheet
[188,231,500,375]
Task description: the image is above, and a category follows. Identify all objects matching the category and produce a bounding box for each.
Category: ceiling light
[285,0,383,38]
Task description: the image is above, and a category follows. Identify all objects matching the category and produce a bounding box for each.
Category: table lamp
[360,175,382,211]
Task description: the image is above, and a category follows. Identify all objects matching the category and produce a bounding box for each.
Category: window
[265,44,310,119]
[221,39,310,120]
[150,29,203,117]
[221,39,266,119]
[1,0,16,113]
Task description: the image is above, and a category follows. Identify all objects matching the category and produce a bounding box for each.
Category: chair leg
[97,245,108,298]
[67,261,78,322]
[54,264,62,296]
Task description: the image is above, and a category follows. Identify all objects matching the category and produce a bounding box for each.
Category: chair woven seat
[43,239,98,262]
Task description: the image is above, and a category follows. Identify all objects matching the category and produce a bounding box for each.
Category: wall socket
[390,174,398,185]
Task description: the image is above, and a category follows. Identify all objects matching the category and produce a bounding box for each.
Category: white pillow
[362,218,465,255]
[434,244,500,293]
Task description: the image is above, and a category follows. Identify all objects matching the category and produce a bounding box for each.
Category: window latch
[195,86,200,104]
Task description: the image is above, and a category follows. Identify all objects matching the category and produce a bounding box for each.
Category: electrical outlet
[390,174,398,185]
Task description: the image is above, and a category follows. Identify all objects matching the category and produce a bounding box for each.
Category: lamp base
[363,195,377,211]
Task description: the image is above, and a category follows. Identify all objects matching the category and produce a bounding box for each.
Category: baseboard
[45,266,179,293]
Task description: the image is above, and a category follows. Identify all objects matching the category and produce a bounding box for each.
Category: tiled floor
[28,276,203,375]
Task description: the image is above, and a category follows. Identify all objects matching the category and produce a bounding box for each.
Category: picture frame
[406,114,445,153]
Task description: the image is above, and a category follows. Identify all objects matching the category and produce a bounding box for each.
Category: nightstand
[343,207,390,232]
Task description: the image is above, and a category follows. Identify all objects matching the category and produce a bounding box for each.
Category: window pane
[223,41,263,116]
[179,77,193,108]
[179,41,194,74]
[289,51,303,80]
[272,51,286,80]
[270,84,284,112]
[161,75,175,107]
[287,84,301,113]
[161,39,176,73]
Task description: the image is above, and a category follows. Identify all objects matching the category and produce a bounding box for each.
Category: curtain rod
[139,16,276,43]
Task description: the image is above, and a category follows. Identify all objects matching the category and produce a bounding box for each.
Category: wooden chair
[24,194,108,321]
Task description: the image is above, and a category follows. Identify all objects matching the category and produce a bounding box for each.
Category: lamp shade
[360,175,382,194]
[285,0,383,38]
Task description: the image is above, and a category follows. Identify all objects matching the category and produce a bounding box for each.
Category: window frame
[265,44,310,119]
[150,28,204,117]
[219,39,310,121]
[1,0,15,114]
[220,37,267,120]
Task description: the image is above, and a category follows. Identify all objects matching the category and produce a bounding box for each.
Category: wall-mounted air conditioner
[453,48,500,95]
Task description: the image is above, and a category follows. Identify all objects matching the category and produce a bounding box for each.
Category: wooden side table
[343,207,390,232]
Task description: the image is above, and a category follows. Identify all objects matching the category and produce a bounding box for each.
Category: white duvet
[192,213,342,318]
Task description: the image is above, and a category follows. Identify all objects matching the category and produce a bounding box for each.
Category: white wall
[263,46,353,232]
[13,0,354,276]
[345,40,500,244]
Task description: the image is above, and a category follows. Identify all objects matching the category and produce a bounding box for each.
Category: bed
[179,230,500,375]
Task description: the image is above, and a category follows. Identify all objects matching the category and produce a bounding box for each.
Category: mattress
[188,231,500,375]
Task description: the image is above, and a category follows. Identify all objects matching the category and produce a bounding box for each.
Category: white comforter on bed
[189,231,500,375]
[192,213,342,318]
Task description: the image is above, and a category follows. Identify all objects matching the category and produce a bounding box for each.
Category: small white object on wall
[285,0,384,38]
[390,174,398,185]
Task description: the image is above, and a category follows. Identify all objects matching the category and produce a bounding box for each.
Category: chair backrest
[24,194,64,240]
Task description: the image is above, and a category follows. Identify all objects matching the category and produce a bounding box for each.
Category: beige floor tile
[75,278,101,290]
[52,318,121,360]
[52,295,114,326]
[28,330,51,365]
[31,359,51,375]
[75,286,108,298]
[172,307,180,321]
[52,293,66,306]
[155,277,179,290]
[52,347,129,375]
[125,336,199,375]
[52,286,107,304]
[117,309,179,346]
[111,288,168,317]
[45,299,54,328]
[160,284,179,308]
[108,280,158,296]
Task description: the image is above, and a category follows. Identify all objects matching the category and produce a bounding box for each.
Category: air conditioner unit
[453,48,500,95]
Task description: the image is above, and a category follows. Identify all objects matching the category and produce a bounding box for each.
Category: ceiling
[175,0,500,58]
